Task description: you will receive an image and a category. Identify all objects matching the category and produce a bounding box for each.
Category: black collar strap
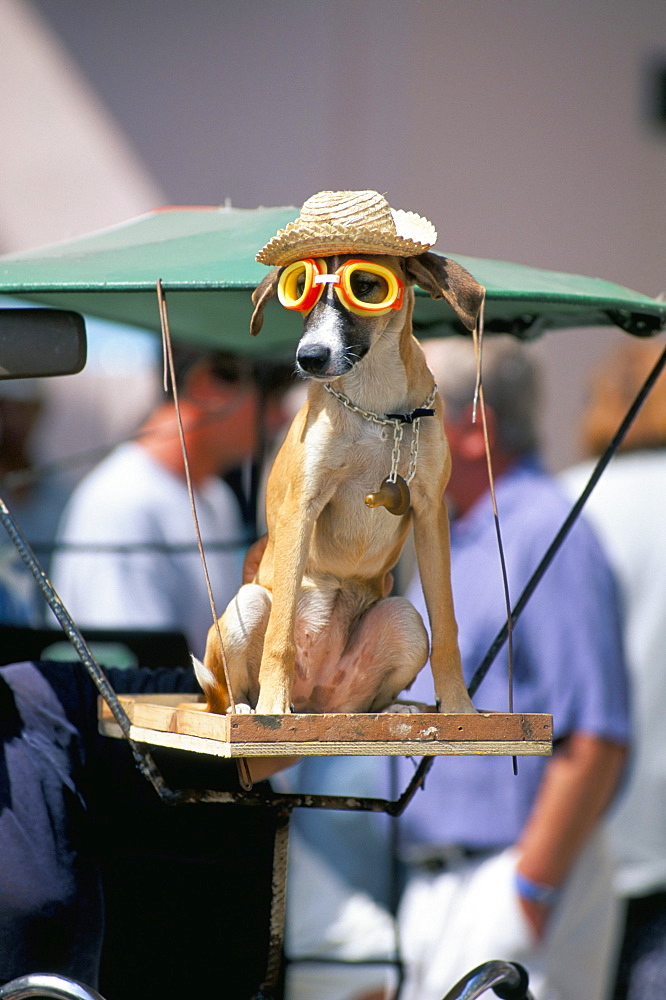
[385,407,436,424]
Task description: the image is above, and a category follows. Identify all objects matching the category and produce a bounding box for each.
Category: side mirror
[0,309,87,379]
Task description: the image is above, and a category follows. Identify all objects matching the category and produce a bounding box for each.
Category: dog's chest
[320,415,397,486]
[305,419,409,569]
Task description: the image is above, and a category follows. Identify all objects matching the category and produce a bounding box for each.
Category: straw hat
[257,190,437,266]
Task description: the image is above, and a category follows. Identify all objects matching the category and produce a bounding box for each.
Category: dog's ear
[405,252,485,332]
[250,268,281,337]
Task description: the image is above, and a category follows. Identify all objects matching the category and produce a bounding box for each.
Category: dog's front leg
[413,502,476,713]
[254,497,319,715]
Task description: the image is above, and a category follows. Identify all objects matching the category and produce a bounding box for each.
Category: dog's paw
[255,689,293,714]
[435,690,477,714]
[255,702,292,715]
[383,701,424,714]
[227,702,253,715]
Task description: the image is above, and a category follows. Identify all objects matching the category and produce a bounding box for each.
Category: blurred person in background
[561,336,666,1000]
[394,335,630,1000]
[277,336,630,1000]
[0,378,70,623]
[52,345,291,658]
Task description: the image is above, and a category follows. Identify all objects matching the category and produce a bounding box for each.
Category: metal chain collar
[324,382,437,484]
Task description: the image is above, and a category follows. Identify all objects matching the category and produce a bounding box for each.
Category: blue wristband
[515,871,560,906]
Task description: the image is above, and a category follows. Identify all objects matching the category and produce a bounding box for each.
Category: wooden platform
[98,695,552,758]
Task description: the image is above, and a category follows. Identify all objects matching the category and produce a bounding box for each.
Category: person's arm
[515,731,627,937]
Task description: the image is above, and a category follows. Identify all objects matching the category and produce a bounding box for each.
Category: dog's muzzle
[296,341,364,378]
[296,343,333,376]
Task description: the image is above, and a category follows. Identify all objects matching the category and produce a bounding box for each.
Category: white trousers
[398,832,621,1000]
[285,833,399,1000]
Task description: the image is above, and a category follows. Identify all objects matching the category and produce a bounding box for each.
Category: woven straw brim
[257,208,437,266]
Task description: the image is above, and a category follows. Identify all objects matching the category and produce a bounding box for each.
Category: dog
[194,191,485,716]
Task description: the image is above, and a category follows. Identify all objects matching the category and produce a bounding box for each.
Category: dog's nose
[296,344,331,375]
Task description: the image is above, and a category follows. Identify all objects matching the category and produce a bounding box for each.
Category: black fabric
[0,625,191,670]
[612,892,666,1000]
[90,740,279,1000]
[0,662,103,985]
[0,661,280,1000]
[0,675,22,804]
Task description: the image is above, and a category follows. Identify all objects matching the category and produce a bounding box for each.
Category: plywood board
[99,696,552,758]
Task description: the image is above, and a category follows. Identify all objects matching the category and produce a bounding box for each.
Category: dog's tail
[191,654,230,714]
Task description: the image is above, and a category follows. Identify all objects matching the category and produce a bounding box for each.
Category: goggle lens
[340,260,404,314]
[277,259,404,315]
[277,258,326,312]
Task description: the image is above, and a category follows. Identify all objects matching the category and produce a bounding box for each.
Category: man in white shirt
[53,347,288,658]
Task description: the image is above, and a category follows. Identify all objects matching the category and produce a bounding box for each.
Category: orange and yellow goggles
[277,258,405,316]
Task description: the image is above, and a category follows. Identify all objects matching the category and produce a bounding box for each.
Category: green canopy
[0,205,663,357]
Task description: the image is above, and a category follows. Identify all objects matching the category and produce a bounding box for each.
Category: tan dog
[194,191,485,715]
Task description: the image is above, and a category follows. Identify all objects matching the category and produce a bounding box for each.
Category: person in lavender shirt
[395,336,630,1000]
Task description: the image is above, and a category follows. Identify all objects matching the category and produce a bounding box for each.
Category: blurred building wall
[0,0,165,252]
